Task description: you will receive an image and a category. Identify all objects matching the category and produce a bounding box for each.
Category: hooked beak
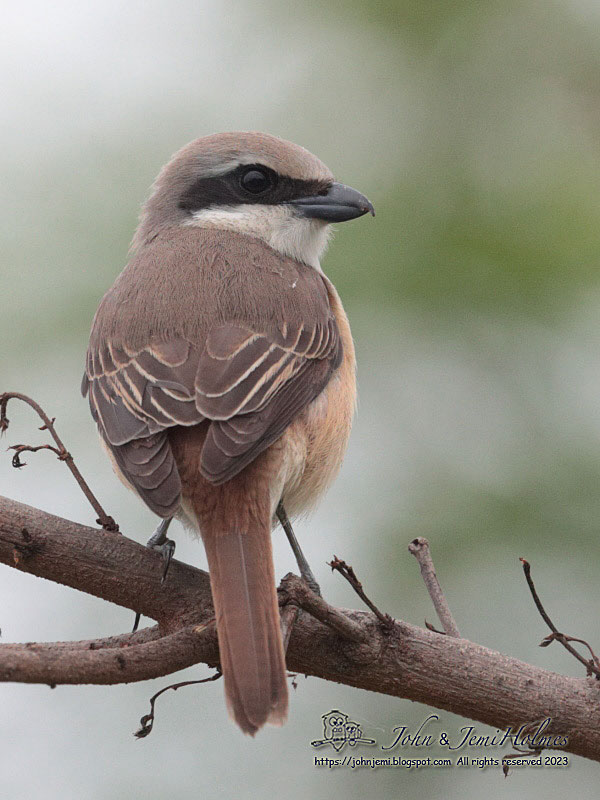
[287,181,375,223]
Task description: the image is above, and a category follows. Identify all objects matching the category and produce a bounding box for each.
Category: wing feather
[83,248,341,512]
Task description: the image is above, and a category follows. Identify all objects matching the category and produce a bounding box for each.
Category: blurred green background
[2,0,600,796]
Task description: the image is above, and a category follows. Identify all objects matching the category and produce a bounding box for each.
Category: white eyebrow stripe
[200,157,271,178]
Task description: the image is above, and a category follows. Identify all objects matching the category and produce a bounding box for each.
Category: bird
[82,131,374,735]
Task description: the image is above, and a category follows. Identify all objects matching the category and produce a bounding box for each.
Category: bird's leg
[132,517,175,633]
[146,517,176,584]
[276,501,321,596]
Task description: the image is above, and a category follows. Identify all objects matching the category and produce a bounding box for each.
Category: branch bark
[1,495,599,762]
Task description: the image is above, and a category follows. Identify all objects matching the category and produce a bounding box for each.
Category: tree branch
[0,495,212,628]
[1,495,599,762]
[0,624,217,685]
[279,573,368,643]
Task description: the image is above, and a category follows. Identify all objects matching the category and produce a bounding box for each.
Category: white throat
[184,204,333,270]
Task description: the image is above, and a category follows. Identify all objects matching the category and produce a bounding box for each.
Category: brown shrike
[82,132,374,735]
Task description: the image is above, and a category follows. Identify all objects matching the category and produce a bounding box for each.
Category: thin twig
[135,670,222,738]
[520,558,600,678]
[501,717,548,776]
[409,537,461,638]
[502,749,543,778]
[9,443,64,467]
[0,392,119,531]
[425,620,445,635]
[328,556,394,630]
[541,633,600,671]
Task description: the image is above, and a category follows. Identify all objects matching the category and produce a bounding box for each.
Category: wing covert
[83,232,342,509]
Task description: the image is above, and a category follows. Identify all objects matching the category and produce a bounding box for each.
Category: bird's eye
[240,167,273,195]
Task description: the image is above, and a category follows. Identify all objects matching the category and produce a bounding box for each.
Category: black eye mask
[178,163,330,213]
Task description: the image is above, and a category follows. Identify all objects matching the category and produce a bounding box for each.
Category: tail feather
[202,526,288,735]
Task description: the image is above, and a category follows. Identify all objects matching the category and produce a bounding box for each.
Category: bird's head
[133,131,374,269]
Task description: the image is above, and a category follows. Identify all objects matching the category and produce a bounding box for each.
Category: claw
[160,539,176,584]
[131,517,175,633]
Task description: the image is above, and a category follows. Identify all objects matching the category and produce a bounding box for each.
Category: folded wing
[83,310,341,515]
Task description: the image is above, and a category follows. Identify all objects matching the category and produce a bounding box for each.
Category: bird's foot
[146,522,176,585]
[131,517,175,633]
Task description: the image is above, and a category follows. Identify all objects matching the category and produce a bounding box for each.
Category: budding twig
[135,671,222,738]
[328,556,394,630]
[0,392,119,532]
[520,558,600,678]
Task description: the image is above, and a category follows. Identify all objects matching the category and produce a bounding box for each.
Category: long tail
[199,506,288,735]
